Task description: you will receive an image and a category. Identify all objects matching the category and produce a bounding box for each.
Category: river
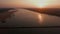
[0,9,60,27]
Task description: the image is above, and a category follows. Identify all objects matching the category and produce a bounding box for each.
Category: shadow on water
[0,8,17,23]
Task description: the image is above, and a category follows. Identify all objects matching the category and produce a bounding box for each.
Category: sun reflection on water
[38,13,43,25]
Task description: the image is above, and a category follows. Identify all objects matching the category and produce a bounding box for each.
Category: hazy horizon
[0,0,60,8]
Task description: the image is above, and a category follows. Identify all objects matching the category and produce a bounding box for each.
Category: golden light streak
[38,14,43,24]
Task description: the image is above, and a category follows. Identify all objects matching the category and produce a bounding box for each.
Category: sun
[28,0,49,8]
[36,3,47,8]
[34,0,49,8]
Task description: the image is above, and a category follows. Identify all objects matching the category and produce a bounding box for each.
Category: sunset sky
[0,0,60,8]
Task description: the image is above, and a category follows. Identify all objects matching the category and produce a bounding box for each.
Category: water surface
[0,9,60,27]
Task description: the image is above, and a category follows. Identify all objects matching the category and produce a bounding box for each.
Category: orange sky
[0,0,60,8]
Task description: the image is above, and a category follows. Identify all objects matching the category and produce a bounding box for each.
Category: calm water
[0,9,60,27]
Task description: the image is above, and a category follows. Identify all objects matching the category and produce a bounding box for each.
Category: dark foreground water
[0,9,60,27]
